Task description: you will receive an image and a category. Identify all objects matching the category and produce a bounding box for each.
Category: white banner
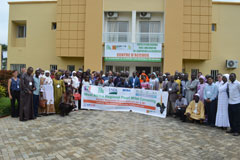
[81,85,168,118]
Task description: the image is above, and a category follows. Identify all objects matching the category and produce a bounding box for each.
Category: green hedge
[0,97,11,117]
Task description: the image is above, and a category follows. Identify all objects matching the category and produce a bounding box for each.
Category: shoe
[233,133,239,136]
[226,130,234,134]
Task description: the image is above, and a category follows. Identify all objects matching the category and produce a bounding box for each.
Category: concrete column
[132,11,136,43]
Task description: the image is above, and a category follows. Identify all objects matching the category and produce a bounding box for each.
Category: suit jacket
[128,77,140,88]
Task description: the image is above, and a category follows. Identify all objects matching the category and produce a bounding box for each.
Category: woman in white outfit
[41,71,55,115]
[215,74,230,129]
[72,71,80,110]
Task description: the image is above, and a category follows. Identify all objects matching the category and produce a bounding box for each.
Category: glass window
[191,69,199,76]
[107,21,129,42]
[212,23,217,31]
[106,65,113,72]
[17,25,26,38]
[10,64,26,73]
[115,66,130,72]
[211,70,219,82]
[153,67,161,72]
[139,21,160,42]
[67,65,75,72]
[50,65,57,71]
[52,22,57,30]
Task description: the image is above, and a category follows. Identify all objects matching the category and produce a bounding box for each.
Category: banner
[81,85,169,118]
[104,43,162,62]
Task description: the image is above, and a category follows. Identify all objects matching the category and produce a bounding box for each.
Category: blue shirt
[10,78,20,91]
[33,76,40,95]
[204,83,218,101]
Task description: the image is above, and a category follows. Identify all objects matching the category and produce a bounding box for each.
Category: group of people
[8,67,240,136]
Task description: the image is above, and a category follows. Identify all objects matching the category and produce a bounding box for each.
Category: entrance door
[136,67,151,75]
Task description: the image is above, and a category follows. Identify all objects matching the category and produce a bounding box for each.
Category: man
[185,74,198,104]
[174,74,181,94]
[116,78,128,88]
[181,74,188,97]
[165,76,179,116]
[175,94,188,122]
[103,77,114,87]
[19,67,35,121]
[17,67,26,79]
[227,73,240,136]
[128,71,140,88]
[114,72,121,87]
[204,76,218,127]
[33,70,41,118]
[185,94,205,122]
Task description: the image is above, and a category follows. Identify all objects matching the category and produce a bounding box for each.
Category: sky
[0,0,240,44]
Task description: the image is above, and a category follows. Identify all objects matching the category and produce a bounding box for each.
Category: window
[105,65,113,72]
[10,64,26,73]
[52,22,57,30]
[107,21,129,42]
[50,65,57,71]
[115,66,130,73]
[211,70,219,82]
[17,25,26,38]
[139,21,160,42]
[153,67,161,72]
[67,65,75,72]
[212,23,217,31]
[191,69,199,76]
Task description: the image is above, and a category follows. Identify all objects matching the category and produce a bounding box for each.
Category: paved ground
[0,110,240,160]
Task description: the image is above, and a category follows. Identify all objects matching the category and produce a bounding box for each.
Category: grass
[0,97,11,117]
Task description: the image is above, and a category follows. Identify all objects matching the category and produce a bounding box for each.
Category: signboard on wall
[104,43,162,62]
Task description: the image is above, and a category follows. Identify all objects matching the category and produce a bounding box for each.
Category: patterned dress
[53,79,65,113]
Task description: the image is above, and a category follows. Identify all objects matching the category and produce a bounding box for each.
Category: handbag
[39,99,47,108]
[73,93,81,100]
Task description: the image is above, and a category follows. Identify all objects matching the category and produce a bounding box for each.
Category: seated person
[185,94,205,123]
[175,94,188,121]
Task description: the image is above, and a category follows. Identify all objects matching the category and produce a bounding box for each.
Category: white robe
[215,82,230,127]
[42,76,54,105]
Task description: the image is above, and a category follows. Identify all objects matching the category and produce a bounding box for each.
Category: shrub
[0,70,13,96]
[0,97,11,117]
[0,86,6,98]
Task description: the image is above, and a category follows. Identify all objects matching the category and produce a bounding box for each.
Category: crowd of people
[7,67,240,136]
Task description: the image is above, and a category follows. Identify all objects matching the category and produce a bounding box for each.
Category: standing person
[128,72,140,88]
[72,71,80,110]
[63,70,72,92]
[17,68,26,79]
[53,72,65,113]
[50,70,55,79]
[82,75,91,86]
[165,76,179,116]
[103,77,114,87]
[117,78,128,88]
[158,76,164,90]
[149,73,159,90]
[140,76,150,90]
[197,75,206,103]
[185,74,198,104]
[215,74,230,129]
[140,70,149,83]
[227,73,240,136]
[215,73,223,89]
[204,76,218,127]
[8,70,20,118]
[113,72,121,87]
[33,70,41,117]
[19,67,35,121]
[174,74,181,94]
[181,74,188,98]
[41,71,55,115]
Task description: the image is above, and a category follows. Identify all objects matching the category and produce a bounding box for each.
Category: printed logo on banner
[84,86,91,92]
[122,89,131,92]
[109,88,117,95]
[98,87,104,94]
[156,102,166,114]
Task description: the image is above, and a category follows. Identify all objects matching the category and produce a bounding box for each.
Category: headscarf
[195,93,200,97]
[223,74,229,81]
[44,70,50,74]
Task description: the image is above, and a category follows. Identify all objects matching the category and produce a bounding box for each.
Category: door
[136,67,151,75]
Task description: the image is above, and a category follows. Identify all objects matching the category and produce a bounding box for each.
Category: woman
[63,70,72,92]
[53,72,65,113]
[8,70,20,118]
[197,75,206,103]
[141,76,150,90]
[41,71,55,115]
[72,71,80,110]
[215,74,230,129]
[82,76,91,86]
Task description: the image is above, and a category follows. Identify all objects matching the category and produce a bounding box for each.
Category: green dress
[53,79,65,113]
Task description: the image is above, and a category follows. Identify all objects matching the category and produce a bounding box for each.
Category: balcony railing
[136,33,164,43]
[103,32,132,43]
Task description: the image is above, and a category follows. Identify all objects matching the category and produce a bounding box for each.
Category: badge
[68,82,71,85]
[29,82,32,86]
[17,85,20,89]
[57,84,60,88]
[169,88,172,91]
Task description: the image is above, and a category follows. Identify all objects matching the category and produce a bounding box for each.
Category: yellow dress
[53,79,65,113]
[175,79,181,94]
[185,100,205,120]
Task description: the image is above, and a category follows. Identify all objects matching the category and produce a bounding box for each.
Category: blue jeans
[33,94,39,117]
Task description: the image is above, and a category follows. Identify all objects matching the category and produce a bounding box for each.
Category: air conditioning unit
[226,60,239,69]
[107,12,118,18]
[139,12,151,19]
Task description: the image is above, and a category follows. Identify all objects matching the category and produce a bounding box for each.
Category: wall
[183,2,240,78]
[8,1,84,71]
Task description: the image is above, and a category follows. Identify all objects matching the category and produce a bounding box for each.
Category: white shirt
[72,76,80,89]
[228,80,240,105]
[215,81,223,89]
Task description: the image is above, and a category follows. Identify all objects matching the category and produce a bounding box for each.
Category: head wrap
[45,70,50,74]
[72,71,76,74]
[194,93,200,97]
[199,75,205,80]
[152,72,157,78]
[223,74,230,81]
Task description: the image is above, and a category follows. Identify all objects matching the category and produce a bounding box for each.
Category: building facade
[7,0,240,78]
